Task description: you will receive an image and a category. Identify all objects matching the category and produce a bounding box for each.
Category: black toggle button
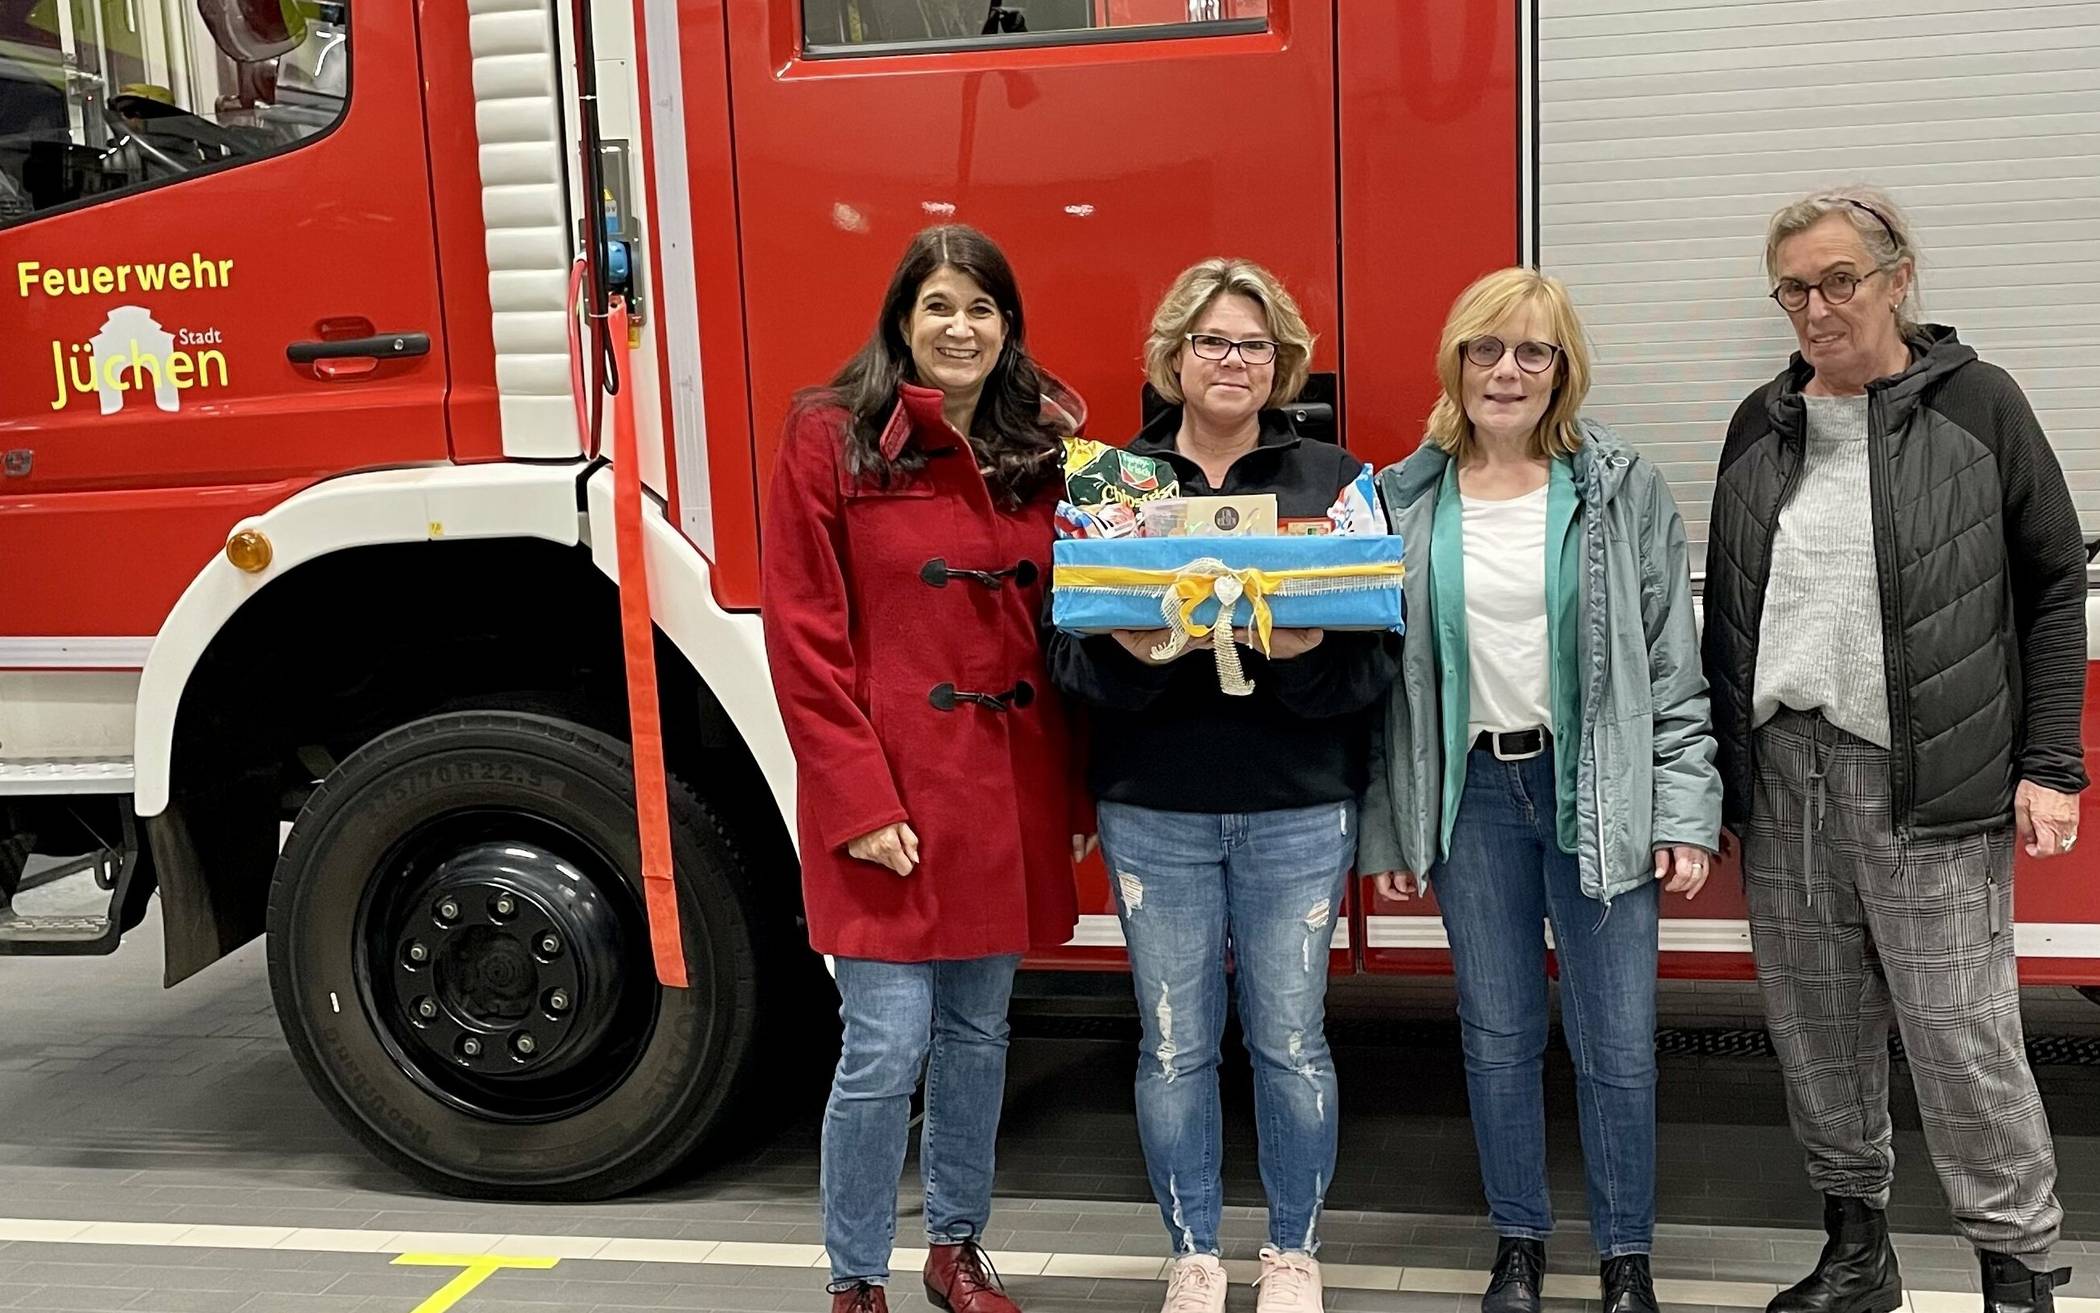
[919,557,1040,589]
[929,680,1036,712]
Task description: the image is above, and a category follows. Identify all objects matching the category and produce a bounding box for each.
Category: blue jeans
[821,954,1021,1288]
[1097,799,1354,1257]
[1436,746,1660,1257]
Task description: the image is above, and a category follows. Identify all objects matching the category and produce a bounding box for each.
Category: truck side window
[802,0,1267,54]
[0,0,350,227]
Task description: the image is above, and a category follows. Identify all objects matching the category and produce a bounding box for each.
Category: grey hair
[1763,185,1920,332]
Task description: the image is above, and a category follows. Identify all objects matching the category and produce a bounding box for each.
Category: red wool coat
[760,382,1085,962]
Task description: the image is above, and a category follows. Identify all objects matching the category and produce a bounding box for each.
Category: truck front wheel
[267,711,762,1199]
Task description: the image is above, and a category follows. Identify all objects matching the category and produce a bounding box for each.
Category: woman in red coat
[761,224,1087,1313]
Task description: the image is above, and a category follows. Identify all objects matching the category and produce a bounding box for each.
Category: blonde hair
[1425,267,1591,461]
[1763,185,1921,334]
[1143,257,1316,407]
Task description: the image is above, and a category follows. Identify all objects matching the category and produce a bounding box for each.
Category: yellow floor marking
[393,1252,561,1312]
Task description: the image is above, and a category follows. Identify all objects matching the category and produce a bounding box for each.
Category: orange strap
[607,297,688,989]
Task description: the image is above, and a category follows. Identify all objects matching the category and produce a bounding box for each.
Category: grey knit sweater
[1752,394,1892,747]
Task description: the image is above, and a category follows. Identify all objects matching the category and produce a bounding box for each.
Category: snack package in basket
[1138,494,1278,538]
[1063,438,1179,510]
[1327,462,1387,535]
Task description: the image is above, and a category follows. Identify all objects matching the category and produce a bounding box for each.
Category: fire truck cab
[3,0,2097,1199]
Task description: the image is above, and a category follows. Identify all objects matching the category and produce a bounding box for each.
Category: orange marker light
[225,529,273,573]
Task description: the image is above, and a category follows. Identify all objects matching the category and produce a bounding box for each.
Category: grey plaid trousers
[1744,709,2062,1257]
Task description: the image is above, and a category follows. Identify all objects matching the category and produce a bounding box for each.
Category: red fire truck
[3,0,2096,1199]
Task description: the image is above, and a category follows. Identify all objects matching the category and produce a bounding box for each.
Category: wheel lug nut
[539,934,561,957]
[492,895,516,918]
[461,1037,482,1057]
[514,1033,538,1057]
[414,997,437,1020]
[547,990,570,1013]
[406,942,429,963]
[436,900,459,922]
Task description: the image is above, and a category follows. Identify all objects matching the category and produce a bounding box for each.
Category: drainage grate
[1654,1027,1773,1058]
[2026,1033,2100,1066]
[1012,1014,2100,1066]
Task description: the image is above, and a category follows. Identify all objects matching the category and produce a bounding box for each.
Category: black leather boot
[1601,1254,1658,1313]
[1482,1238,1544,1313]
[1980,1251,2073,1313]
[1768,1196,1902,1313]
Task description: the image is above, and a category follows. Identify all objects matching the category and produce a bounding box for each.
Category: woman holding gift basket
[760,223,1091,1313]
[1047,257,1398,1313]
[1356,267,1721,1313]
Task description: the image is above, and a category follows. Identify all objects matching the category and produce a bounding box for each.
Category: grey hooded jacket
[1357,421,1723,902]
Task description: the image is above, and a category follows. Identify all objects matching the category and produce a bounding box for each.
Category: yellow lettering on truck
[12,257,233,299]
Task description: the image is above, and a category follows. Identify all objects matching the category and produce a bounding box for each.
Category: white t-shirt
[1460,484,1552,737]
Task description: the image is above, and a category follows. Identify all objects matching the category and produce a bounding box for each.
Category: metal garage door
[1534,0,2100,564]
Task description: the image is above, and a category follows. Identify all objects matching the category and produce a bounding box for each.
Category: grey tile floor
[2,886,2097,1312]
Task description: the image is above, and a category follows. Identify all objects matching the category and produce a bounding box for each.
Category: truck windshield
[0,0,349,226]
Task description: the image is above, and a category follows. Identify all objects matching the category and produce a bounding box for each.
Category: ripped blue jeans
[1096,799,1353,1257]
[1436,745,1660,1257]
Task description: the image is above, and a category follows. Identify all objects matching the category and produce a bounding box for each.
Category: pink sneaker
[1255,1246,1324,1313]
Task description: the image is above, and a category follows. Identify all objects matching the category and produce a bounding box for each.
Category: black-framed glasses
[1462,336,1561,374]
[1186,333,1279,365]
[1769,266,1887,313]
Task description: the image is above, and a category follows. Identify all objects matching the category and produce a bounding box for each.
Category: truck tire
[266,711,761,1199]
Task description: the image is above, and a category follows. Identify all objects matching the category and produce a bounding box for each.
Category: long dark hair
[801,224,1068,507]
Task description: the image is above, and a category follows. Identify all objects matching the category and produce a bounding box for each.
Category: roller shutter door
[1537,0,2100,564]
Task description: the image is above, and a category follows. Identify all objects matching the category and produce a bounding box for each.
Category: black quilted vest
[1702,326,2086,839]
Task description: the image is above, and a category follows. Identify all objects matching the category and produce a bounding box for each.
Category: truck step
[0,910,120,955]
[0,758,137,796]
[0,911,118,953]
[0,808,144,957]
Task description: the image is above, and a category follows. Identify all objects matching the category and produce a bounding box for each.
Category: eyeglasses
[1769,267,1887,313]
[1186,333,1279,365]
[1462,336,1561,374]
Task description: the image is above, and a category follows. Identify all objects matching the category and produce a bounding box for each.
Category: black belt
[1472,727,1549,761]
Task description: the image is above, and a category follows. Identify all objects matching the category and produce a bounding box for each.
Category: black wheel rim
[352,808,660,1123]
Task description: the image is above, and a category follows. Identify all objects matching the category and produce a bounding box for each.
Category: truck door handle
[286,332,431,363]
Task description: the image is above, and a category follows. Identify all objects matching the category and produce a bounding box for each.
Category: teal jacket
[1357,421,1722,903]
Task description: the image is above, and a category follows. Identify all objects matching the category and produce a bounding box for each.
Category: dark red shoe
[831,1281,887,1313]
[924,1241,1020,1313]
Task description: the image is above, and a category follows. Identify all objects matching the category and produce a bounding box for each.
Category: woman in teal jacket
[1358,268,1720,1313]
